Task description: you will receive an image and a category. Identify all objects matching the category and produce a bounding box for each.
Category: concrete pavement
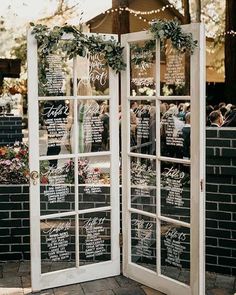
[0,261,235,295]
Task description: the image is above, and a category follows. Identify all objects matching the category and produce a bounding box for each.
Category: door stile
[121,32,130,275]
[155,38,162,277]
[190,23,206,295]
[109,69,120,267]
[27,29,41,292]
[73,56,80,269]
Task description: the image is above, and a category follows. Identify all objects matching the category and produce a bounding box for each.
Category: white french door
[121,24,205,295]
[28,24,206,294]
[27,31,120,291]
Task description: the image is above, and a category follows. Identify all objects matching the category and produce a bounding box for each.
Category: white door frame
[27,30,120,291]
[121,23,205,295]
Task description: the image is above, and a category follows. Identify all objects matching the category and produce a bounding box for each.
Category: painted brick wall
[206,127,236,276]
[0,128,235,276]
[0,185,30,260]
[0,117,23,146]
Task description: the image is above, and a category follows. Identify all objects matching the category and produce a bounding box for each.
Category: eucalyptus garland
[130,40,155,67]
[30,23,126,73]
[30,20,197,77]
[130,19,197,68]
[149,19,198,54]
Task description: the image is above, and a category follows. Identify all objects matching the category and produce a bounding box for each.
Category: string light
[211,30,236,38]
[102,4,173,16]
[101,6,236,37]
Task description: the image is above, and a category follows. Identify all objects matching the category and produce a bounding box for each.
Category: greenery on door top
[131,19,197,66]
[30,23,126,73]
[149,19,198,54]
[30,20,197,75]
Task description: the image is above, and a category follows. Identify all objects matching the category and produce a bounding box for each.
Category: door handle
[30,170,39,185]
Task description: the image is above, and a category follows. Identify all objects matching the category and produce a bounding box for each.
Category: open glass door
[27,31,120,291]
[121,24,205,295]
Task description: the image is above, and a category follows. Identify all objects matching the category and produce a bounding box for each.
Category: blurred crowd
[206,103,236,127]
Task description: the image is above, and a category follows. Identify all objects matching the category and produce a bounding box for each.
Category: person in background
[177,103,186,121]
[209,110,224,127]
[100,104,109,150]
[220,107,228,118]
[206,105,214,126]
[222,105,236,127]
[182,112,191,159]
[130,101,138,146]
[226,104,232,112]
[219,102,226,109]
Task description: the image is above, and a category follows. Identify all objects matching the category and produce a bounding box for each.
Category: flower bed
[0,146,110,185]
[0,143,29,184]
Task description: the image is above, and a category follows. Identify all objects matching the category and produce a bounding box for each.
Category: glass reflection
[161,162,190,223]
[131,213,156,271]
[160,40,190,96]
[79,186,110,210]
[130,40,156,97]
[40,184,74,216]
[39,100,73,157]
[41,216,75,273]
[131,187,156,214]
[38,42,73,96]
[130,100,156,155]
[161,222,190,285]
[77,99,110,153]
[78,156,110,210]
[130,157,156,187]
[79,211,111,265]
[40,158,74,185]
[90,53,109,95]
[78,156,110,185]
[160,101,191,159]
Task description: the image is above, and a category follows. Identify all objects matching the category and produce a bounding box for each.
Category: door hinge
[200,179,204,192]
[119,233,123,247]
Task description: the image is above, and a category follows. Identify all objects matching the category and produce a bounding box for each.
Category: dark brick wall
[206,128,236,276]
[0,128,235,276]
[0,185,30,260]
[0,116,23,146]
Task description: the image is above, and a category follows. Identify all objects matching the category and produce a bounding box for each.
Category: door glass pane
[131,187,156,214]
[40,158,74,216]
[79,211,111,265]
[160,100,191,159]
[161,162,190,223]
[78,156,110,210]
[90,53,109,96]
[77,100,110,153]
[161,222,190,285]
[130,40,156,97]
[41,216,76,273]
[76,53,109,96]
[131,213,156,272]
[130,100,156,155]
[38,41,73,96]
[130,157,156,187]
[39,99,73,156]
[160,40,190,96]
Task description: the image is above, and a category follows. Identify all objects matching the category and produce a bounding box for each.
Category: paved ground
[0,261,235,295]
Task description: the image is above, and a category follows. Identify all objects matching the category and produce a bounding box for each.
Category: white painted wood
[189,23,206,295]
[38,95,111,101]
[28,30,120,291]
[159,216,191,228]
[121,24,205,295]
[109,66,120,268]
[27,28,41,293]
[121,32,131,274]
